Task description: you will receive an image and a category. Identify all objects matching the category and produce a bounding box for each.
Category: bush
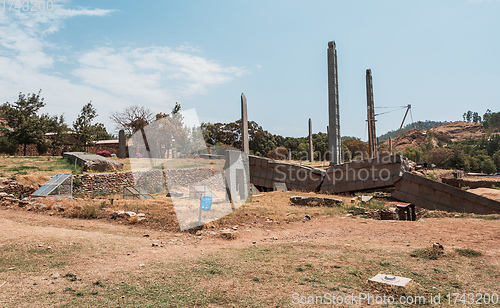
[36,141,50,155]
[0,136,18,155]
[267,147,288,160]
[480,158,496,174]
[96,150,112,157]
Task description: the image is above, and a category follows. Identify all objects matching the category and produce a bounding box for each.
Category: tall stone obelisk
[308,118,313,162]
[327,41,341,165]
[366,69,377,158]
[241,93,249,153]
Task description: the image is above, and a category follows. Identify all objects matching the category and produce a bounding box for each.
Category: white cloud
[0,1,247,133]
[73,46,246,102]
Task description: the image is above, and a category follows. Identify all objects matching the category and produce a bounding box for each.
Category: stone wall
[73,168,222,195]
[0,178,39,197]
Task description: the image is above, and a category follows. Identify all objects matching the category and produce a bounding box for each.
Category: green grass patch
[6,165,41,172]
[454,248,483,257]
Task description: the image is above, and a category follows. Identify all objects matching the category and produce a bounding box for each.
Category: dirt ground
[1,197,499,307]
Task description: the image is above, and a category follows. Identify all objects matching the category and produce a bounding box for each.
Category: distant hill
[378,121,450,142]
[382,121,486,151]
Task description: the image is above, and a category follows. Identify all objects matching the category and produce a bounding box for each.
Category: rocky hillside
[384,121,487,150]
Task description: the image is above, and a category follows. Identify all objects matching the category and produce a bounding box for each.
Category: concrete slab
[249,155,325,192]
[393,172,500,214]
[368,274,412,288]
[320,154,406,194]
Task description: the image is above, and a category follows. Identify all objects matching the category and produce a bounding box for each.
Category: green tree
[1,91,46,156]
[342,137,368,160]
[42,114,69,155]
[73,102,109,146]
[480,158,496,174]
[493,151,500,172]
[403,146,424,163]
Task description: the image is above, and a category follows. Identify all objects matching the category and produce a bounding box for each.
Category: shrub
[0,136,18,155]
[267,147,288,160]
[96,150,112,157]
[36,141,50,155]
[480,158,496,174]
[410,247,444,260]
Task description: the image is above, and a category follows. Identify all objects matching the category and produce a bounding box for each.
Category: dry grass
[0,156,80,180]
[31,191,356,233]
[1,233,498,307]
[1,190,499,307]
[111,157,225,173]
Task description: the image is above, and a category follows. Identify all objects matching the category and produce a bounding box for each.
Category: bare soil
[1,195,499,307]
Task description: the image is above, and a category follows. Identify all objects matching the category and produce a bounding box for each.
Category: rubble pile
[0,178,39,197]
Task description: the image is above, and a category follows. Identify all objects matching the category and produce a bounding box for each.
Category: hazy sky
[1,0,498,140]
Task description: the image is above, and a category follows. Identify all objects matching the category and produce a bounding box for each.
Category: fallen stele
[368,274,412,288]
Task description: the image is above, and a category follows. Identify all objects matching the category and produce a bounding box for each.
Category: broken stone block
[358,195,373,203]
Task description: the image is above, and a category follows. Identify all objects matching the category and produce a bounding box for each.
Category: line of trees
[0,91,111,155]
[2,91,499,174]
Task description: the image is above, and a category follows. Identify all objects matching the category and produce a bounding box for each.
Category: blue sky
[0,0,498,140]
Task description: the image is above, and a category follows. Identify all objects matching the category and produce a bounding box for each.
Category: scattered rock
[110,210,125,219]
[143,234,150,238]
[219,229,238,240]
[52,273,60,279]
[18,200,29,207]
[55,205,66,212]
[304,215,311,221]
[358,195,373,203]
[37,204,48,210]
[432,242,446,255]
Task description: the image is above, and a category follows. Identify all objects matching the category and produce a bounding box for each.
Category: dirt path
[2,208,499,271]
[1,208,499,307]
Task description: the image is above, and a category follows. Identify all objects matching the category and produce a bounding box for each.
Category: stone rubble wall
[0,178,39,197]
[73,168,223,195]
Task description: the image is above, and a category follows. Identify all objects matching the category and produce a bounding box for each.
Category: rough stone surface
[71,168,223,195]
[327,40,341,165]
[249,155,325,192]
[83,158,124,172]
[320,154,406,194]
[0,178,39,196]
[241,93,249,153]
[393,172,500,214]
